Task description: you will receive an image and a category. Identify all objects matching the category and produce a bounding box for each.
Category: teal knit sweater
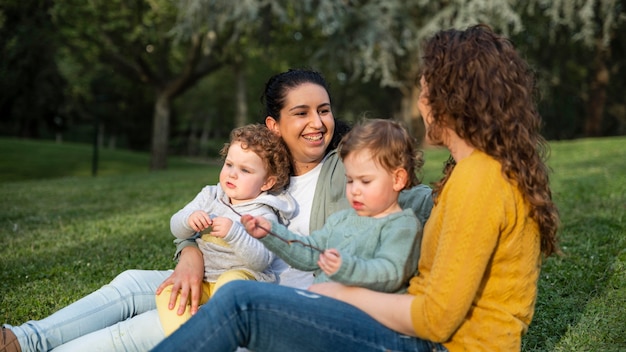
[262,208,422,293]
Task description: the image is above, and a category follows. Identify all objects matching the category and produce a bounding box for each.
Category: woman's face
[418,76,434,145]
[266,83,335,175]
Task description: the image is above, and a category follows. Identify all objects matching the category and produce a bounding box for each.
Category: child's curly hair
[220,124,291,193]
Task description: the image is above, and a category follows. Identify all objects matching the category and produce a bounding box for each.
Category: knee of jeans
[110,270,144,285]
[107,269,159,298]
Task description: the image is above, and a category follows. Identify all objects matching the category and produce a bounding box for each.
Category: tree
[0,0,67,139]
[526,0,626,136]
[50,0,271,169]
[317,0,626,138]
[285,0,526,137]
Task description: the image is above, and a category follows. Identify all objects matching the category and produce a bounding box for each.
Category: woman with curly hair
[151,24,560,352]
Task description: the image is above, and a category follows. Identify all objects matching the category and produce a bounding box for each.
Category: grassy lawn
[1,136,624,351]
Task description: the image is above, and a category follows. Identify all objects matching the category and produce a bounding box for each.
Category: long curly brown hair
[220,124,291,194]
[421,24,560,257]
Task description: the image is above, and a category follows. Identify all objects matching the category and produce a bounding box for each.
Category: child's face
[343,150,403,218]
[219,141,276,205]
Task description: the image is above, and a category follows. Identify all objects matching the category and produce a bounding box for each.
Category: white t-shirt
[270,161,324,289]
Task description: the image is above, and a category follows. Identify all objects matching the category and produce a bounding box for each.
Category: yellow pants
[155,269,256,336]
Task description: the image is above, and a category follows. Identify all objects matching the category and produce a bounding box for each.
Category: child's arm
[242,213,334,272]
[171,185,219,239]
[219,213,277,273]
[330,213,421,293]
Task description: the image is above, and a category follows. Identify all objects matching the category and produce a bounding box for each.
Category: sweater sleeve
[260,218,333,272]
[171,186,219,260]
[222,212,277,272]
[409,158,506,341]
[399,184,433,227]
[331,210,421,293]
[170,185,218,239]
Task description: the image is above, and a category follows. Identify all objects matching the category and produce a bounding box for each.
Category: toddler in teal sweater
[242,118,425,293]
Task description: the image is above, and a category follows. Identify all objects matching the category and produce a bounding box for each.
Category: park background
[1,1,625,351]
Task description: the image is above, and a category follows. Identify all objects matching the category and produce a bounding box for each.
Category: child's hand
[318,248,341,275]
[241,214,270,239]
[207,217,233,238]
[188,210,212,232]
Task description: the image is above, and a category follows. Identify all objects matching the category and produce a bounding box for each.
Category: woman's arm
[308,282,416,336]
[158,185,218,314]
[156,246,205,315]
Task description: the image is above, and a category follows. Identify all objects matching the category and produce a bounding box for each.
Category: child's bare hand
[241,214,270,239]
[188,210,212,232]
[318,248,341,275]
[208,217,232,238]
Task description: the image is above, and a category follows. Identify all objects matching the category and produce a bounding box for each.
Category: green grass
[0,138,208,182]
[1,136,625,351]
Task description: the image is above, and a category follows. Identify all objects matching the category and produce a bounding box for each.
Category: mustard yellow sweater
[408,150,542,351]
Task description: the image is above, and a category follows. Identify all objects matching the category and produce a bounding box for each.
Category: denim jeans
[5,270,170,352]
[151,280,447,352]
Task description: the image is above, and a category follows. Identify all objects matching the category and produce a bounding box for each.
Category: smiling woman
[1,68,433,352]
[151,25,560,352]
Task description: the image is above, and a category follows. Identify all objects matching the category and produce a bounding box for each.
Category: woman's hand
[156,246,204,315]
[241,214,270,239]
[318,248,341,275]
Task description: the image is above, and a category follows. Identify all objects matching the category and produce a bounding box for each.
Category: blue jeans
[151,281,447,352]
[4,270,169,352]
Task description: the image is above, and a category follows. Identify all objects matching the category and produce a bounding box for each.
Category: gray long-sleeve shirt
[170,184,297,282]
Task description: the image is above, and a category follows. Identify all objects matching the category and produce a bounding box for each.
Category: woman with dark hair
[1,68,433,351]
[151,25,560,352]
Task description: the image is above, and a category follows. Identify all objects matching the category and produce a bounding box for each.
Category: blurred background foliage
[1,0,624,170]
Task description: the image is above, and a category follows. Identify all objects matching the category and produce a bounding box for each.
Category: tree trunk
[234,60,248,127]
[584,41,610,137]
[187,116,199,156]
[150,91,171,170]
[200,114,211,154]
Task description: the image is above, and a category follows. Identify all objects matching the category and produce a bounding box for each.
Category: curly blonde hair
[220,124,291,194]
[421,24,560,257]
